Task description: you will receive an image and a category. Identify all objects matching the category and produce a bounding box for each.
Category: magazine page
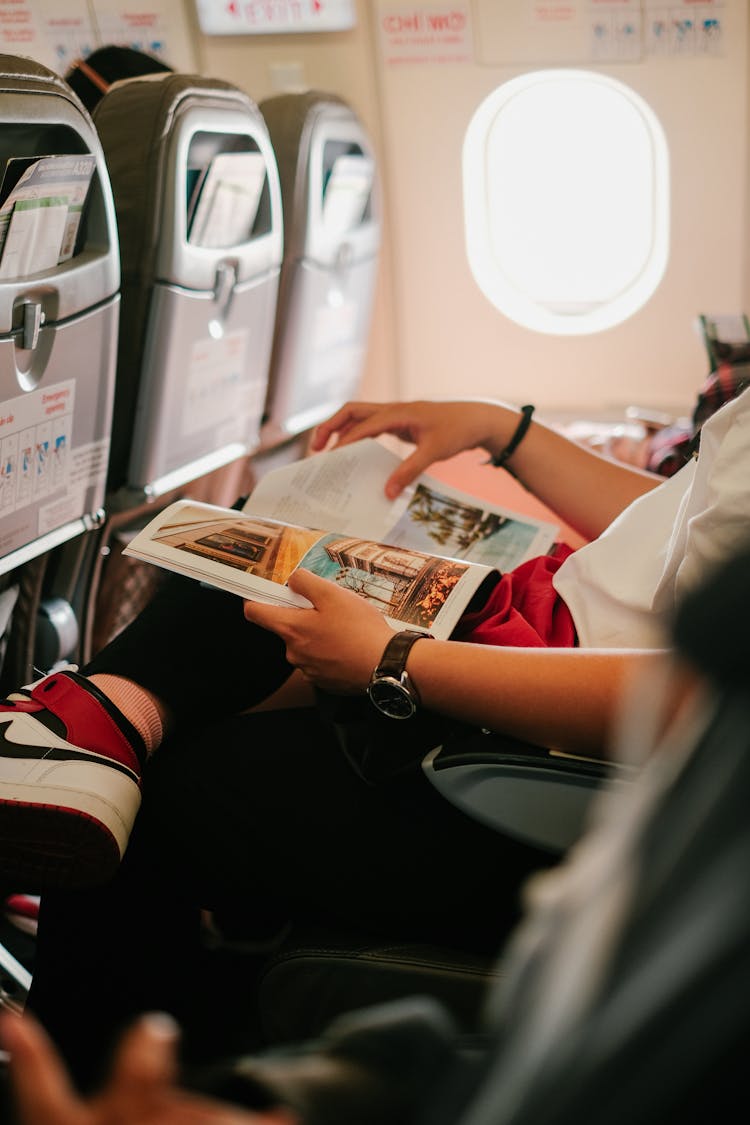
[124,499,498,639]
[244,438,560,573]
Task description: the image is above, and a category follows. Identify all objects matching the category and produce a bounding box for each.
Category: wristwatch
[367,630,433,719]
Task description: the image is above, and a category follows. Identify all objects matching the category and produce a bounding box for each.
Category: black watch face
[368,677,417,719]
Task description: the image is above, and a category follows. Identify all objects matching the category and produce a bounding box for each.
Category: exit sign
[195,0,357,34]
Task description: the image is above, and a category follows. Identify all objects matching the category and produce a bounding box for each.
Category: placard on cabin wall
[0,0,197,76]
[194,0,357,36]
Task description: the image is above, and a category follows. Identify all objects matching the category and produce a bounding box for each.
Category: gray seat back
[259,91,380,446]
[0,54,119,686]
[93,72,283,499]
[0,54,119,573]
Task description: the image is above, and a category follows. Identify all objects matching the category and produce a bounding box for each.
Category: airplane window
[463,69,669,335]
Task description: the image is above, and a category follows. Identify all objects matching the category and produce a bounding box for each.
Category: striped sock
[87,674,164,754]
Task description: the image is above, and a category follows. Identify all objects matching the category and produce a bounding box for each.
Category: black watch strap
[373,630,431,681]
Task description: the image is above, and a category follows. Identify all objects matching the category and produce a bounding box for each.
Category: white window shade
[463,70,670,335]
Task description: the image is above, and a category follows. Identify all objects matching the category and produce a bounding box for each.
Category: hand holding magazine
[125,439,559,639]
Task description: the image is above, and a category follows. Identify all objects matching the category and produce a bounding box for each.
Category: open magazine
[124,439,560,639]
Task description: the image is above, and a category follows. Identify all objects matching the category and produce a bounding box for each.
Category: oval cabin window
[463,69,670,336]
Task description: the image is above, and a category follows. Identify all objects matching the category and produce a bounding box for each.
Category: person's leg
[26,704,554,1091]
[0,574,296,890]
[81,573,294,716]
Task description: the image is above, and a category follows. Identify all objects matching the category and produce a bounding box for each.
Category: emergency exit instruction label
[0,381,75,517]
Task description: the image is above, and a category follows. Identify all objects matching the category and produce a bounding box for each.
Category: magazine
[0,154,96,278]
[124,439,560,639]
[187,151,266,248]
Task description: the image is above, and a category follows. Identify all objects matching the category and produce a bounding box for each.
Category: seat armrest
[422,729,632,854]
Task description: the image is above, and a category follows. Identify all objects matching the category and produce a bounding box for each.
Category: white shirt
[552,387,750,648]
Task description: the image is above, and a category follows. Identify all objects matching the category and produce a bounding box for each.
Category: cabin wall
[191,0,749,418]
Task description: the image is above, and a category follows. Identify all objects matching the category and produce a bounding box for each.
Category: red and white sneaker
[4,892,40,936]
[0,668,146,890]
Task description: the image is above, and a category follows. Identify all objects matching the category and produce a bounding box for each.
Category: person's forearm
[243,569,665,758]
[313,398,663,542]
[405,639,664,758]
[481,409,662,541]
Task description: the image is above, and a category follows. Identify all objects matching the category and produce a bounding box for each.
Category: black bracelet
[488,404,535,468]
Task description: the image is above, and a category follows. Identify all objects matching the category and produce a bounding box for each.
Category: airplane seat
[421,729,629,852]
[254,90,381,467]
[0,52,120,1007]
[253,926,503,1046]
[199,730,630,1050]
[0,54,120,689]
[74,70,284,659]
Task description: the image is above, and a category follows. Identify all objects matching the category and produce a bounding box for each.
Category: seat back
[67,72,285,660]
[0,56,119,569]
[0,54,120,687]
[93,72,283,499]
[259,91,380,447]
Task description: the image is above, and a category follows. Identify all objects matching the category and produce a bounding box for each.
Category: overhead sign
[195,0,357,35]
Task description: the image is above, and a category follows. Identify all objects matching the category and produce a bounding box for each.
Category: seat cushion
[256,929,500,1044]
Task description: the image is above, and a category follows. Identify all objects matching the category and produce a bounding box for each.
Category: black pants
[26,575,553,1086]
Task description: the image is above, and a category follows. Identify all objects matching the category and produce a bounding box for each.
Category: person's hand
[0,1010,299,1125]
[243,569,394,694]
[310,399,519,497]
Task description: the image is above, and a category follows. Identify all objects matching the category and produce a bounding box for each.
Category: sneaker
[3,892,40,936]
[0,668,147,890]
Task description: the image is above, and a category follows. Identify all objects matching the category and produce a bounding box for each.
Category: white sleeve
[665,390,750,608]
[554,388,750,649]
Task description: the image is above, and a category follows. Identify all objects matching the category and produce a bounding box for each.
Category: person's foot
[3,892,40,936]
[0,668,146,890]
